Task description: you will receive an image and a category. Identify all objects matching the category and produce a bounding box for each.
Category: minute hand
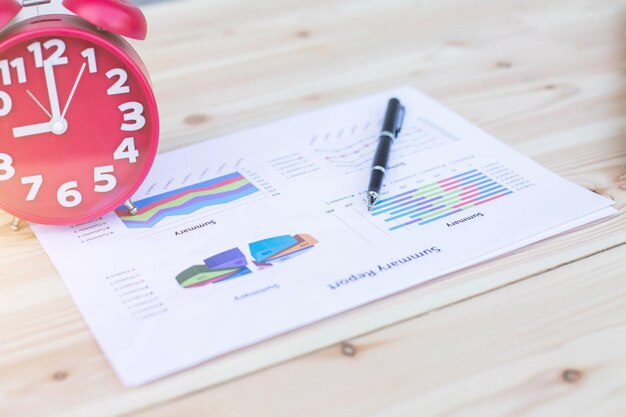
[43,60,61,119]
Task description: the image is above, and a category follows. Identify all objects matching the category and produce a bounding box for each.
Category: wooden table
[2,0,625,415]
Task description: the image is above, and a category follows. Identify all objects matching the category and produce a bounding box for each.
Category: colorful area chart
[116,172,259,228]
[175,234,318,288]
[371,170,513,231]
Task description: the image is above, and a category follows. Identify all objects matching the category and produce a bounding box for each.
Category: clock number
[45,39,69,65]
[0,91,12,116]
[0,58,26,85]
[21,175,43,201]
[26,41,43,67]
[113,137,139,163]
[0,153,15,181]
[106,69,130,95]
[81,48,97,73]
[28,39,68,68]
[119,102,145,131]
[57,181,82,208]
[94,166,117,193]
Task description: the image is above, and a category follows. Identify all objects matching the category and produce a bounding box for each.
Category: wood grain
[1,0,625,416]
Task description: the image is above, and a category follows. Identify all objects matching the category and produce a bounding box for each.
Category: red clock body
[0,15,158,225]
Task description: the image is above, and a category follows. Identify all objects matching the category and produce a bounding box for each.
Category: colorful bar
[437,169,478,185]
[452,184,504,207]
[475,191,513,205]
[442,175,488,191]
[441,171,483,187]
[374,188,419,205]
[370,195,419,213]
[388,204,445,222]
[375,170,514,231]
[453,187,509,208]
[389,217,423,231]
[373,170,479,213]
[419,209,464,225]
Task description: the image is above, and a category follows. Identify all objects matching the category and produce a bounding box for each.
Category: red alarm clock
[0,0,159,231]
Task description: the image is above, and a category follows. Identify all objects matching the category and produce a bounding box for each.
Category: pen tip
[366,194,377,211]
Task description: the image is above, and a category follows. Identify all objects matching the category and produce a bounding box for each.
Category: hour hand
[12,122,52,138]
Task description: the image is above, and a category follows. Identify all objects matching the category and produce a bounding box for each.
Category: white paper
[31,87,617,386]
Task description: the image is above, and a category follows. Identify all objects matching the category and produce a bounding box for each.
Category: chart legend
[371,170,513,231]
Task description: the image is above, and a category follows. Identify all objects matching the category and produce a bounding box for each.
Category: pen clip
[394,105,405,135]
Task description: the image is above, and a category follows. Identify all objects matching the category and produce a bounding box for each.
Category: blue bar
[375,188,419,205]
[462,183,502,198]
[474,190,513,203]
[446,169,478,180]
[419,208,464,225]
[463,178,495,190]
[385,204,432,222]
[389,217,422,231]
[372,195,427,216]
[473,187,509,202]
[388,195,444,216]
[407,204,449,219]
[370,195,417,214]
[386,204,445,222]
[440,172,482,188]
[446,174,488,189]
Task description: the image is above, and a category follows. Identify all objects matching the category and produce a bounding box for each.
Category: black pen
[367,98,405,211]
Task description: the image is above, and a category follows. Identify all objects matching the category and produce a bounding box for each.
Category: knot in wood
[52,370,68,381]
[561,368,582,383]
[341,342,357,357]
[184,114,211,126]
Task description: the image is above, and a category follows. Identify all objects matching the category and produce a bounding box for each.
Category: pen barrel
[382,98,402,133]
[372,136,392,170]
[368,169,385,194]
[368,136,392,194]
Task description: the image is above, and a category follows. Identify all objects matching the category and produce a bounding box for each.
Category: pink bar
[459,184,479,196]
[442,183,465,192]
[438,178,461,187]
[475,193,509,206]
[452,199,477,209]
[459,188,483,200]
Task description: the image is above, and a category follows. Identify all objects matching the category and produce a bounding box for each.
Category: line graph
[313,118,460,175]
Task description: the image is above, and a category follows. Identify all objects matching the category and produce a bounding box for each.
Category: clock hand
[12,122,53,138]
[43,59,62,121]
[14,61,72,139]
[26,89,52,119]
[12,119,68,138]
[61,63,86,119]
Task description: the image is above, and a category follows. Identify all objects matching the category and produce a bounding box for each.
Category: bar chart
[371,170,513,231]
